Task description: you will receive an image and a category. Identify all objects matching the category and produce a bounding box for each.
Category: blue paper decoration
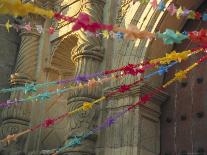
[202,13,207,21]
[157,29,188,44]
[158,1,165,11]
[38,92,51,100]
[24,83,37,94]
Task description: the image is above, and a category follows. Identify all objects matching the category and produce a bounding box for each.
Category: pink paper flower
[118,85,131,93]
[43,118,55,128]
[49,26,55,35]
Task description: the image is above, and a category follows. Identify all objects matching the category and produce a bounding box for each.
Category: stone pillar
[95,83,168,155]
[0,15,20,102]
[0,14,45,155]
[62,0,105,154]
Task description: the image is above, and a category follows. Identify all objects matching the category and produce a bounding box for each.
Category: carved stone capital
[10,73,35,86]
[71,42,104,63]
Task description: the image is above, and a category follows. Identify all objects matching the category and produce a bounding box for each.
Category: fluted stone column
[0,15,20,102]
[0,14,45,154]
[62,0,105,155]
[0,15,20,154]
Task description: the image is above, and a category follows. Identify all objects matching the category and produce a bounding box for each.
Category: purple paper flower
[182,9,190,16]
[76,75,89,83]
[107,117,116,126]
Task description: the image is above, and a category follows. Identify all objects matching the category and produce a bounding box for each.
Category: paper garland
[0,21,55,34]
[0,48,202,109]
[0,60,177,146]
[51,53,207,155]
[135,0,207,22]
[0,0,54,18]
[0,47,204,146]
[0,61,148,94]
[0,48,202,96]
[1,0,207,44]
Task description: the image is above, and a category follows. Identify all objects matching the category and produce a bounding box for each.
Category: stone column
[62,0,105,155]
[95,83,168,155]
[0,15,20,102]
[0,14,45,155]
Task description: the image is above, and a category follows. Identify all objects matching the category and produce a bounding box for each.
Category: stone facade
[0,0,207,155]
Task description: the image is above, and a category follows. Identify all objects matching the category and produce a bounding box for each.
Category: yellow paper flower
[82,102,93,111]
[177,50,191,62]
[150,50,192,65]
[176,7,183,19]
[187,11,195,19]
[0,0,54,18]
[5,20,12,32]
[102,31,110,39]
[175,70,187,81]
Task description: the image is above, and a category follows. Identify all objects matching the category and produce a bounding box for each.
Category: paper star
[158,66,168,75]
[48,26,55,35]
[2,134,17,144]
[158,1,165,11]
[24,23,32,32]
[157,29,188,44]
[167,3,177,16]
[43,118,55,128]
[82,102,93,111]
[115,32,124,39]
[202,13,207,21]
[176,7,183,19]
[97,77,103,84]
[118,85,131,93]
[87,79,97,87]
[175,70,187,81]
[182,9,190,16]
[102,30,110,39]
[24,83,37,94]
[151,0,158,9]
[107,118,116,126]
[5,20,12,32]
[76,75,88,83]
[195,12,201,20]
[140,95,151,103]
[38,92,51,100]
[69,136,81,147]
[187,11,195,19]
[78,83,84,88]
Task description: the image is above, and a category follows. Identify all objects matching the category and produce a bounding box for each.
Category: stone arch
[145,0,204,86]
[112,0,204,86]
[38,35,78,149]
[46,35,78,81]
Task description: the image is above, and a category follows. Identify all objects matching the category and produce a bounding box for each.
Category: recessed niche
[181,114,187,121]
[197,77,204,84]
[181,81,187,88]
[197,148,205,155]
[196,112,204,118]
[180,150,187,155]
[166,117,172,123]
